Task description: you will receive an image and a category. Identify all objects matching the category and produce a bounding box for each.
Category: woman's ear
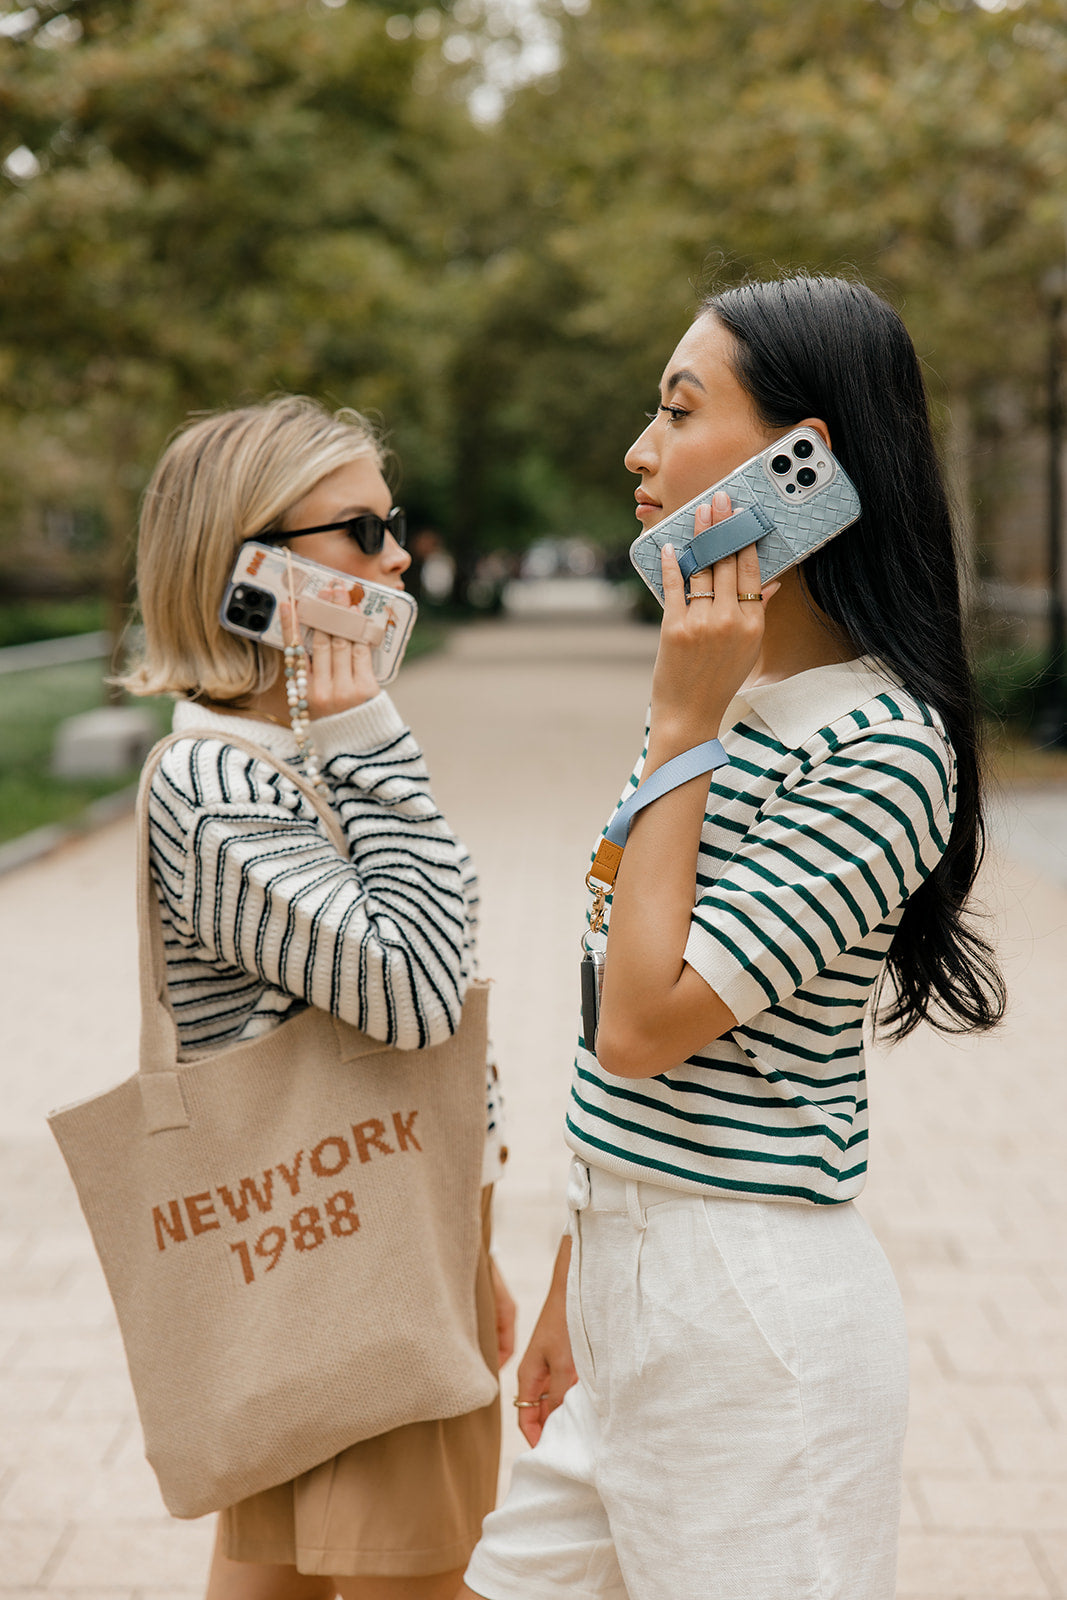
[798,417,832,452]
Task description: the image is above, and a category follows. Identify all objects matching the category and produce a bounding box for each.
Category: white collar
[724,658,904,747]
[172,698,299,758]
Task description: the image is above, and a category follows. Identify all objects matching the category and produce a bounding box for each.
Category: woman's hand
[280,580,380,719]
[649,491,778,759]
[490,1256,517,1372]
[513,1236,577,1447]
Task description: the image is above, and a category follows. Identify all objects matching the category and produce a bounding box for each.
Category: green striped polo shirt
[565,658,956,1205]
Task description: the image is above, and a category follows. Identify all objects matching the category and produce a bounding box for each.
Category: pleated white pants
[466,1159,908,1600]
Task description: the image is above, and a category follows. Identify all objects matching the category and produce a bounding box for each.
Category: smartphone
[220,541,418,686]
[629,427,861,604]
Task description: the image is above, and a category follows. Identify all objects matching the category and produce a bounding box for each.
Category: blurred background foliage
[0,0,1065,630]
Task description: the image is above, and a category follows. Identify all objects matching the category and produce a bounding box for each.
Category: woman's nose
[382,532,411,573]
[624,418,658,476]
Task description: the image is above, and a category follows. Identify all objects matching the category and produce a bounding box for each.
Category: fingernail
[712,490,730,511]
[663,542,675,559]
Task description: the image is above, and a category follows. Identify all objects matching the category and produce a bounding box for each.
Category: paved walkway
[1,617,1066,1598]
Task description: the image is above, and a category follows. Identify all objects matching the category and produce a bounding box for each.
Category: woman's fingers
[303,581,380,716]
[660,538,687,619]
[514,1356,551,1446]
[733,539,764,605]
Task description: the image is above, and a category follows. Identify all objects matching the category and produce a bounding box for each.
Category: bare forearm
[594,506,765,1078]
[600,761,707,1018]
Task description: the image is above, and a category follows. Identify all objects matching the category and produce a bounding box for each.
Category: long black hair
[705,274,1005,1039]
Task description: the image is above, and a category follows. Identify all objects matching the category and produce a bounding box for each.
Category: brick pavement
[1,616,1065,1598]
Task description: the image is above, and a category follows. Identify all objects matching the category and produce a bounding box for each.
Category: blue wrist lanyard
[579,739,728,1048]
[587,738,729,893]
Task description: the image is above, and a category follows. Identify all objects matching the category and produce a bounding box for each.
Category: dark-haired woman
[458,276,1004,1600]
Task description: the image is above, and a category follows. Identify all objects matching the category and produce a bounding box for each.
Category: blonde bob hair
[122,396,384,703]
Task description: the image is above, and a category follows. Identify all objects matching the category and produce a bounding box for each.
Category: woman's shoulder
[817,666,956,803]
[148,719,308,821]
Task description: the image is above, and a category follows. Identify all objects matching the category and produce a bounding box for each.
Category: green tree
[0,0,492,631]
[453,0,1067,559]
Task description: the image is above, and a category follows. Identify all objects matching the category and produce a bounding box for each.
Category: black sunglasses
[257,506,407,555]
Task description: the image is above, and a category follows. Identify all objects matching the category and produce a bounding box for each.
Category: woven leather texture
[629,455,861,602]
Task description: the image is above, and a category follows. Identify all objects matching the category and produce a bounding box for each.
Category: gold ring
[688,591,715,600]
[737,592,763,602]
[513,1396,547,1408]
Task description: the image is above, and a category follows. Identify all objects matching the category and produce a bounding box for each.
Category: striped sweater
[566,659,955,1205]
[148,695,502,1181]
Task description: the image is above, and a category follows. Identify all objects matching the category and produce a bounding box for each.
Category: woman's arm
[150,697,470,1050]
[595,496,768,1079]
[595,500,955,1080]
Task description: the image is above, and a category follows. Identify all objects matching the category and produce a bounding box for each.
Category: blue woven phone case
[629,432,861,602]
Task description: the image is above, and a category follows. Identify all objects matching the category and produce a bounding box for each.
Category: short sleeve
[682,724,955,1026]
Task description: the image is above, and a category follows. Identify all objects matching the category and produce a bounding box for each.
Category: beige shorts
[220,1188,500,1577]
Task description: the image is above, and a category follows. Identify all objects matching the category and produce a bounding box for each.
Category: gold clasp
[585,875,608,938]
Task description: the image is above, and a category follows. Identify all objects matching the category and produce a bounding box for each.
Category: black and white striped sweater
[148,695,502,1180]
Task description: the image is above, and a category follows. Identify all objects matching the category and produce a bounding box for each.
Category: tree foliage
[1,0,1065,610]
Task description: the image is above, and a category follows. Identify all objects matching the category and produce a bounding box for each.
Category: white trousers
[466,1160,908,1600]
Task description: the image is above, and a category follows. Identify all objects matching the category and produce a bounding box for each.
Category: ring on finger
[513,1395,548,1408]
[737,591,763,602]
[689,590,715,600]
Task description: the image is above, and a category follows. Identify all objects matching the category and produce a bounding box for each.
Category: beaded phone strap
[580,739,728,1047]
[283,549,326,789]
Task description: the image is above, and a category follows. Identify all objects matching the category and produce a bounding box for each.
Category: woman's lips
[635,497,662,524]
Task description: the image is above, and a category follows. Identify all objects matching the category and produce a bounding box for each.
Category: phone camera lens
[796,467,817,488]
[793,438,814,459]
[785,483,796,494]
[770,454,792,475]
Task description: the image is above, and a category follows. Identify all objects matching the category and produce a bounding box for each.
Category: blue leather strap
[587,738,730,892]
[676,504,775,582]
[605,739,728,847]
[589,740,728,887]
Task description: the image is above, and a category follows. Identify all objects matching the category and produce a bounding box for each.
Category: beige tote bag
[49,732,497,1519]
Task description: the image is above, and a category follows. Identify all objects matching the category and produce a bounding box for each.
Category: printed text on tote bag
[150,1110,421,1286]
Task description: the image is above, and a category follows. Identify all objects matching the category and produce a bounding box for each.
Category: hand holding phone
[220,541,418,686]
[648,496,772,756]
[629,427,861,604]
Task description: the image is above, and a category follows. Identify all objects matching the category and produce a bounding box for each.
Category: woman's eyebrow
[665,368,707,395]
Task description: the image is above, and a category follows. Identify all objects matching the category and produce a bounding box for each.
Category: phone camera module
[226,583,275,633]
[796,466,818,488]
[792,438,814,459]
[770,454,792,476]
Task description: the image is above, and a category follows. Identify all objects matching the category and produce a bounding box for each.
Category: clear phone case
[629,427,861,603]
[219,542,418,686]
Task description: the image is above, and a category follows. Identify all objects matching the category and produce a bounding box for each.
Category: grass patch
[404,615,451,663]
[0,597,107,650]
[0,658,170,845]
[0,616,451,845]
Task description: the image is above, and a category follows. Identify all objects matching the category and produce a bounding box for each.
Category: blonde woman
[123,396,514,1600]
